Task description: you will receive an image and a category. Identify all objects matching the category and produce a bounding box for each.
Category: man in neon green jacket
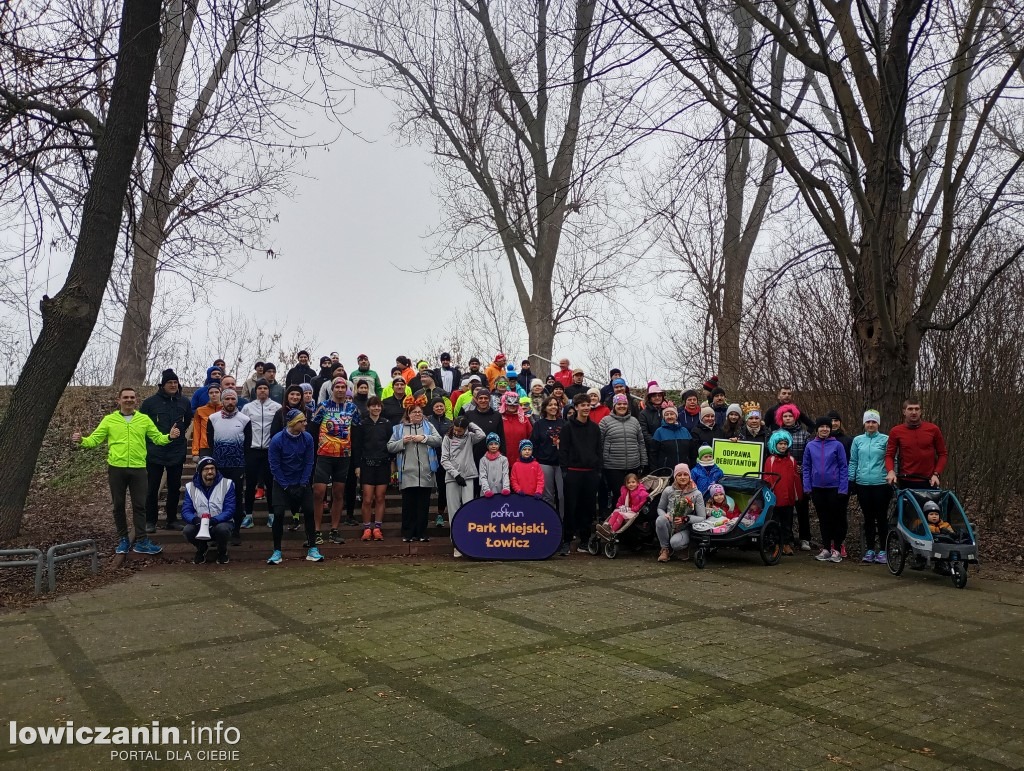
[73,387,180,556]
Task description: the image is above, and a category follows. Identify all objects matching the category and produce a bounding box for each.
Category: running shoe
[255,486,265,500]
[830,549,842,563]
[372,528,383,541]
[361,528,372,542]
[814,549,831,561]
[216,553,230,564]
[314,530,324,545]
[862,549,875,563]
[800,540,812,551]
[782,544,794,556]
[435,515,445,527]
[192,550,207,565]
[132,538,162,555]
[306,547,324,562]
[115,537,131,555]
[240,514,254,529]
[839,544,847,558]
[874,550,888,564]
[267,550,283,565]
[288,514,300,531]
[329,528,344,544]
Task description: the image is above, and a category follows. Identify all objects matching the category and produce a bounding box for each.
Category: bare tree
[112,0,305,384]
[0,0,162,539]
[304,0,642,371]
[616,0,1024,418]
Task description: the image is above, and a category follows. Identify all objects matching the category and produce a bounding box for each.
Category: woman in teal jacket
[848,409,890,564]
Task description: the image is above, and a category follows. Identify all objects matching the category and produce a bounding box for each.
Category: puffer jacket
[651,420,694,472]
[599,413,648,470]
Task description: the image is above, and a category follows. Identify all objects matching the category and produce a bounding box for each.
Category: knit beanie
[708,483,725,499]
[286,409,306,427]
[726,403,742,418]
[299,383,313,394]
[863,409,881,424]
[486,432,500,447]
[160,368,179,386]
[662,402,678,418]
[530,378,545,392]
[700,406,715,420]
[697,445,714,466]
[673,463,690,478]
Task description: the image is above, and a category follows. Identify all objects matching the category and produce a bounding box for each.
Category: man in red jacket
[885,398,948,488]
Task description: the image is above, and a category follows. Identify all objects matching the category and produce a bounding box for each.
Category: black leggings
[857,484,893,550]
[271,482,315,551]
[774,505,794,545]
[244,449,273,518]
[811,487,846,550]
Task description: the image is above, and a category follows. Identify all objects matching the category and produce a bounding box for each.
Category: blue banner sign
[450,494,563,560]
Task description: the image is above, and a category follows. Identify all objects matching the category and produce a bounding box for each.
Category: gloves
[501,489,510,496]
[516,490,526,496]
[484,490,494,498]
[455,474,467,487]
[533,493,543,499]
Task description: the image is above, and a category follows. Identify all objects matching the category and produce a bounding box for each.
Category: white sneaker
[829,549,842,563]
[814,549,831,561]
[800,540,812,551]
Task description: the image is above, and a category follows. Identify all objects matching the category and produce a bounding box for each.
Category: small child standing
[607,473,649,533]
[510,439,545,496]
[764,429,803,556]
[478,432,510,497]
[691,445,724,495]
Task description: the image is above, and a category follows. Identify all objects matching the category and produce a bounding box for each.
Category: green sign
[712,438,764,476]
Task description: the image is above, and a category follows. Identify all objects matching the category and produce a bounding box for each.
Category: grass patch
[46,446,107,491]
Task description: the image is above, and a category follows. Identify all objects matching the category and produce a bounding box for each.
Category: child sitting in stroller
[923,500,956,541]
[597,473,649,537]
[694,483,741,534]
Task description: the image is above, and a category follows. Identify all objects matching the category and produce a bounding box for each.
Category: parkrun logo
[489,502,525,519]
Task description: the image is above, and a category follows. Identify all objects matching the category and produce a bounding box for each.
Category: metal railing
[46,540,98,593]
[0,548,46,596]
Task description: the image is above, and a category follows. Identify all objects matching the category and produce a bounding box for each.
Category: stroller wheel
[951,560,968,589]
[603,540,619,559]
[693,548,707,569]
[759,520,782,566]
[885,531,906,576]
[587,534,600,556]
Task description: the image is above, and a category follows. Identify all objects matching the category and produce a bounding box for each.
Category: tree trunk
[525,275,556,376]
[854,311,921,426]
[0,0,162,541]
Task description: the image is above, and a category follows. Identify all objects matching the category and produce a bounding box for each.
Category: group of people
[73,351,949,566]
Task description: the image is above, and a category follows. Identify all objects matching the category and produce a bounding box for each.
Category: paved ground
[2,552,1024,770]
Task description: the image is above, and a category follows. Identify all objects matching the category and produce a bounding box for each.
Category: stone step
[154,535,454,561]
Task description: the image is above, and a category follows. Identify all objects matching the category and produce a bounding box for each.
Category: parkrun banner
[712,438,764,476]
[451,495,562,560]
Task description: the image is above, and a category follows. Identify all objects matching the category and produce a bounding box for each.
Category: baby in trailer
[696,483,741,533]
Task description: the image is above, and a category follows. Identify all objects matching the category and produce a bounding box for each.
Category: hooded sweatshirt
[440,423,486,481]
[182,460,236,525]
[190,366,222,410]
[268,426,315,487]
[285,361,317,387]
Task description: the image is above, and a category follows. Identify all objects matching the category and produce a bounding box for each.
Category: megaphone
[197,513,212,540]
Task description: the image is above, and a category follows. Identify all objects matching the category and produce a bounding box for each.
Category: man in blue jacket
[267,409,322,564]
[181,457,236,564]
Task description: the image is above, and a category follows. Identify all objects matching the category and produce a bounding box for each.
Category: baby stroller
[886,481,978,589]
[588,468,670,559]
[690,474,780,569]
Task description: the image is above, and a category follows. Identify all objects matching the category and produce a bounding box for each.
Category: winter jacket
[242,398,281,450]
[260,380,285,404]
[692,422,724,452]
[802,437,849,494]
[599,414,648,471]
[207,409,252,469]
[615,484,649,513]
[311,399,361,458]
[638,403,663,458]
[711,402,728,428]
[285,362,317,387]
[440,423,485,482]
[352,415,394,467]
[656,484,708,526]
[651,421,694,472]
[484,362,507,389]
[565,383,589,403]
[190,366,222,410]
[427,412,453,441]
[764,453,803,507]
[848,431,889,486]
[80,411,170,468]
[387,421,442,489]
[501,413,534,465]
[478,453,510,494]
[515,369,534,393]
[433,366,462,395]
[268,428,315,487]
[588,404,611,424]
[679,408,702,434]
[510,459,545,495]
[553,368,574,389]
[831,429,853,463]
[182,469,236,525]
[530,418,566,466]
[467,408,505,464]
[558,416,603,470]
[139,387,192,465]
[691,463,724,496]
[351,366,382,396]
[737,424,769,447]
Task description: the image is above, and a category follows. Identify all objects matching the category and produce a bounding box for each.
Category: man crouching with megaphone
[182,456,237,564]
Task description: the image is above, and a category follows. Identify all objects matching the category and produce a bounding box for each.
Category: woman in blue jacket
[849,410,890,564]
[803,416,849,563]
